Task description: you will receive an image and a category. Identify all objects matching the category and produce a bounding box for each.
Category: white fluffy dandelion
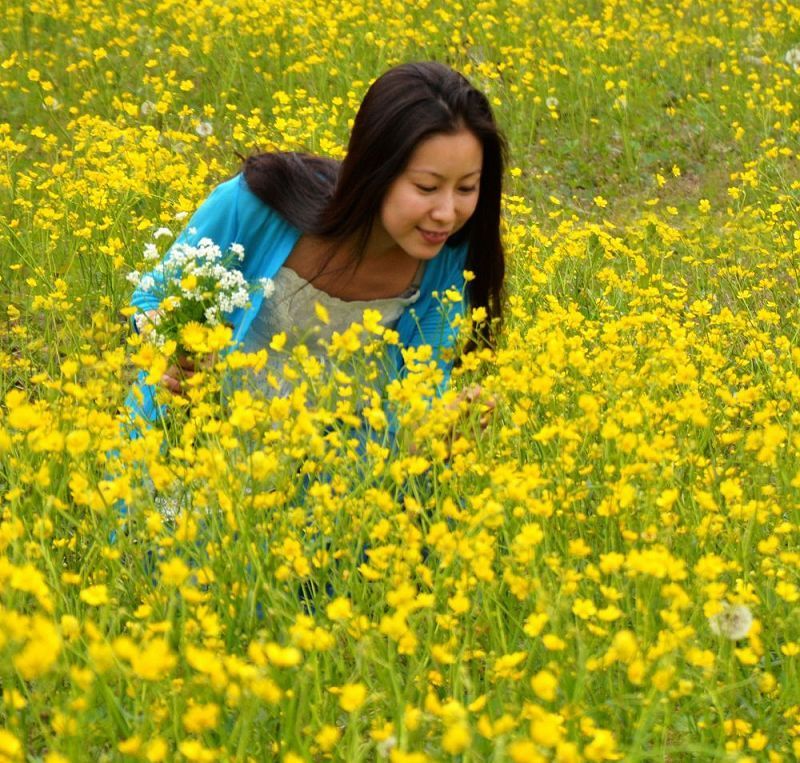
[376,736,397,758]
[709,603,753,641]
[195,121,213,138]
[785,46,800,73]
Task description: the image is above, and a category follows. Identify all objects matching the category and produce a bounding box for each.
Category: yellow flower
[118,736,142,755]
[627,659,646,685]
[531,670,558,701]
[508,740,544,762]
[182,702,220,734]
[159,557,191,587]
[568,538,592,558]
[65,429,91,456]
[205,323,232,352]
[448,592,470,614]
[145,738,168,762]
[264,642,302,668]
[775,582,799,602]
[584,728,622,761]
[523,612,549,637]
[390,751,430,763]
[572,598,597,619]
[180,321,208,353]
[530,711,564,748]
[79,584,109,607]
[404,705,422,731]
[337,683,367,713]
[597,605,623,621]
[652,666,675,692]
[441,722,471,754]
[178,740,216,762]
[326,597,353,621]
[314,301,330,325]
[542,634,566,651]
[131,640,177,681]
[0,730,21,760]
[555,741,582,763]
[610,630,638,663]
[270,331,287,351]
[315,725,341,753]
[493,651,527,679]
[180,273,198,291]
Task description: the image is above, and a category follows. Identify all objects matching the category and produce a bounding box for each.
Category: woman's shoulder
[209,173,300,237]
[206,173,276,219]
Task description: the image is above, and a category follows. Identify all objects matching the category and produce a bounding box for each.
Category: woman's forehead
[404,130,483,177]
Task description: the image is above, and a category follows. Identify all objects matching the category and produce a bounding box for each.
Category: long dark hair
[243,61,506,346]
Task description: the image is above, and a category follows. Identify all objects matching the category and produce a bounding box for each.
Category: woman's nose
[431,194,456,224]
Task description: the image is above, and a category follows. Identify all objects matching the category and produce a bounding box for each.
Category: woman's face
[375,129,483,261]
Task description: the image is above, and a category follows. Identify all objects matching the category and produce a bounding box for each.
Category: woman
[128,61,506,424]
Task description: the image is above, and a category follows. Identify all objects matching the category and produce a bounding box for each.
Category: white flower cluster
[259,277,276,299]
[128,235,274,348]
[154,239,252,322]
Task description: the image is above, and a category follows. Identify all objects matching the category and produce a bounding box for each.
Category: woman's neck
[283,233,420,301]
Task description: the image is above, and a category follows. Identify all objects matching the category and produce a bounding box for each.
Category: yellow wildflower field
[2,0,800,760]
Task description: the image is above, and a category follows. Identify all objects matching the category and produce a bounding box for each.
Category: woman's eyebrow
[408,168,482,179]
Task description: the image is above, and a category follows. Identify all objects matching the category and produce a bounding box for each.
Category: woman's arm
[126,177,243,419]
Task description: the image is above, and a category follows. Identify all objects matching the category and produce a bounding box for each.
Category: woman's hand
[161,355,197,396]
[161,353,217,396]
[456,383,496,430]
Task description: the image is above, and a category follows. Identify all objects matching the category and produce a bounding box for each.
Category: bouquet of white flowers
[127,236,274,355]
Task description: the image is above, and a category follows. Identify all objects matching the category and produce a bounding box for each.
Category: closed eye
[415,184,436,193]
[459,186,478,193]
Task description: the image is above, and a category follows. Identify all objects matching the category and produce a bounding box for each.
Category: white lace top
[240,266,421,393]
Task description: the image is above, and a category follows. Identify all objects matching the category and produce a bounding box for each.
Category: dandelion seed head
[785,47,800,72]
[709,603,753,641]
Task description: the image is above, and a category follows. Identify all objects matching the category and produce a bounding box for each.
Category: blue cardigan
[127,174,468,423]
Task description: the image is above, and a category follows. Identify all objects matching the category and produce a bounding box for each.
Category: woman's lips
[418,228,450,245]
